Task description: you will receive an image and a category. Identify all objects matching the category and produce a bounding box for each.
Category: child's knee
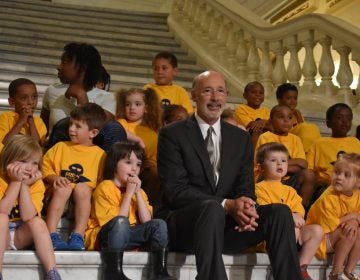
[26,215,47,230]
[301,169,316,183]
[0,213,9,224]
[73,183,92,200]
[52,186,72,201]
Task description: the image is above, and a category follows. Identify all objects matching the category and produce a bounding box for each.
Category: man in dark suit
[156,71,302,280]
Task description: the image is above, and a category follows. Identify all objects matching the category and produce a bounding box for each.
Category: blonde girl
[0,135,61,280]
[306,153,360,280]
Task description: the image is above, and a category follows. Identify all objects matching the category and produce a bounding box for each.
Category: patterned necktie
[205,126,217,183]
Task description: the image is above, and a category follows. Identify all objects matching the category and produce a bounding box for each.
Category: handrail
[168,0,360,123]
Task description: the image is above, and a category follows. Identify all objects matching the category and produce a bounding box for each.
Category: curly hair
[116,88,161,132]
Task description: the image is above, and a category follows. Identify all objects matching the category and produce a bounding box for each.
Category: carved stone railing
[168,0,360,124]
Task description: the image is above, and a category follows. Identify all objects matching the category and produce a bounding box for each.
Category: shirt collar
[194,113,221,139]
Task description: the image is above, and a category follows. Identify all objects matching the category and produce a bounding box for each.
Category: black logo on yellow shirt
[9,204,20,219]
[60,163,90,184]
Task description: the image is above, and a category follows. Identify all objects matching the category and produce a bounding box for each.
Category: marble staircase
[0,1,352,279]
[4,249,358,280]
[0,0,205,113]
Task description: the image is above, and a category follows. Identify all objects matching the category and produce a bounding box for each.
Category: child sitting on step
[144,51,194,113]
[276,83,321,154]
[85,141,176,280]
[0,78,47,146]
[116,88,162,205]
[42,103,106,251]
[0,135,61,280]
[307,103,360,203]
[234,81,271,147]
[255,142,323,280]
[162,104,189,126]
[306,153,360,280]
[255,105,316,209]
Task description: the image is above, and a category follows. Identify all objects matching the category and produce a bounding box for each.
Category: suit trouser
[167,200,302,280]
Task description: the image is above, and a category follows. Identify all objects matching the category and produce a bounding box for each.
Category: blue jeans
[98,216,168,251]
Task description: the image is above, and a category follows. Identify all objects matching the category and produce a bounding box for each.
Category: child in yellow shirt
[85,141,175,280]
[276,83,321,153]
[116,88,162,205]
[306,153,360,280]
[162,104,189,126]
[43,103,106,251]
[0,135,61,280]
[0,78,47,146]
[234,81,271,147]
[144,51,194,113]
[255,105,316,208]
[255,142,323,280]
[307,103,360,188]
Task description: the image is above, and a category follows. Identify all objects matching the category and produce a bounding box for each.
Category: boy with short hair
[255,105,316,208]
[307,103,360,198]
[234,81,270,130]
[234,81,271,147]
[255,142,323,280]
[144,51,194,113]
[42,103,107,251]
[0,78,47,145]
[276,83,321,153]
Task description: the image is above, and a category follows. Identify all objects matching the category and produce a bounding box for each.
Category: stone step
[1,0,168,24]
[0,7,170,37]
[3,250,353,280]
[0,0,203,99]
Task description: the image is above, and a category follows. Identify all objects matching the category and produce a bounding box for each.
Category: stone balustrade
[168,0,360,123]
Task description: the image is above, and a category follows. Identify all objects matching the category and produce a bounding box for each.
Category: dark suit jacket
[156,115,255,219]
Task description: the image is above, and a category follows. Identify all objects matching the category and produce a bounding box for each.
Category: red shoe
[301,265,313,280]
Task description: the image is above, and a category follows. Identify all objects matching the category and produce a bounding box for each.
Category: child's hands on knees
[341,219,359,238]
[53,176,71,189]
[292,213,305,228]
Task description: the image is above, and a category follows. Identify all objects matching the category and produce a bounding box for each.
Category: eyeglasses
[200,87,227,96]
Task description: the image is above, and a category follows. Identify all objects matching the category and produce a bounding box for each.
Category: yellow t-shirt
[0,111,47,145]
[144,83,194,113]
[255,180,305,217]
[234,104,270,127]
[42,141,105,189]
[306,137,360,185]
[290,122,321,154]
[306,187,360,260]
[0,176,45,221]
[256,131,306,160]
[118,119,158,165]
[85,180,153,250]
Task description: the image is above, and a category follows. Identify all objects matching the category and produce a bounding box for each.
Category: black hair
[244,81,264,94]
[70,103,106,130]
[269,104,291,119]
[276,83,298,99]
[103,141,145,180]
[63,42,102,91]
[162,104,188,124]
[98,65,111,91]
[153,51,178,68]
[256,142,289,165]
[326,103,352,122]
[8,78,36,98]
